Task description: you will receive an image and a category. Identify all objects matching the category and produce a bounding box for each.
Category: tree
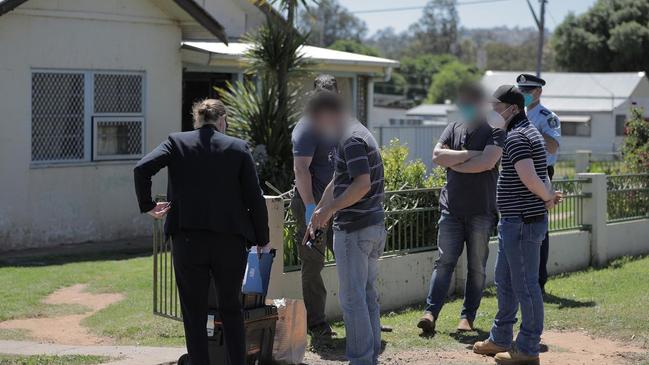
[552,0,649,71]
[329,39,380,56]
[426,60,480,103]
[399,54,457,102]
[485,37,555,71]
[408,0,459,55]
[219,0,309,193]
[298,0,368,47]
[367,27,413,59]
[621,107,649,173]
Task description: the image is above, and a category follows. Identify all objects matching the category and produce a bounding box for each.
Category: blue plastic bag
[242,249,275,295]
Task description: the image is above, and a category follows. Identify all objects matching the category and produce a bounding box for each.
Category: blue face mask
[523,93,534,107]
[459,105,478,123]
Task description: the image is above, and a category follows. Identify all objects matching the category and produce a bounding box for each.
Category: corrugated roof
[406,104,453,116]
[482,71,646,99]
[182,42,400,68]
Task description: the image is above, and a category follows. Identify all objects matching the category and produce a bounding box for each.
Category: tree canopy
[329,39,380,57]
[298,0,368,47]
[552,0,649,71]
[426,60,481,104]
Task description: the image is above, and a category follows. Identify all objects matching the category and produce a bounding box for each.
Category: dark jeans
[539,165,554,290]
[489,215,548,356]
[290,189,334,329]
[425,212,495,321]
[172,230,248,365]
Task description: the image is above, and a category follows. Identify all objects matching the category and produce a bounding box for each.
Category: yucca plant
[218,0,313,193]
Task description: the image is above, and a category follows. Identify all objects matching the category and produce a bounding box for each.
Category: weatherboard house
[0,0,398,250]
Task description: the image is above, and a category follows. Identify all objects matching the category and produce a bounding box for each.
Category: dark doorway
[182,72,233,131]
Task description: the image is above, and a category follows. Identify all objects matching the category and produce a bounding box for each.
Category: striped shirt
[333,121,385,232]
[497,112,548,218]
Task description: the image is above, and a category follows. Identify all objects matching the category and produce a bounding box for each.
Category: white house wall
[0,1,182,250]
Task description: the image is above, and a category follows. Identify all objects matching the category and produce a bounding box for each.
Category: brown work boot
[417,311,436,334]
[457,318,474,331]
[494,347,540,365]
[473,339,508,355]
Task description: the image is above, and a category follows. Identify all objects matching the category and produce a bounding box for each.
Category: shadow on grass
[0,237,151,268]
[543,292,596,309]
[449,328,490,345]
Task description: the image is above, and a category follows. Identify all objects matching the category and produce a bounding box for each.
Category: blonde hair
[192,99,226,129]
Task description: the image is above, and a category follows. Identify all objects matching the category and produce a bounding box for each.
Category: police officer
[516,73,561,293]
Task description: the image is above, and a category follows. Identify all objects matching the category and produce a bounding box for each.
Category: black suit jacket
[134,125,269,246]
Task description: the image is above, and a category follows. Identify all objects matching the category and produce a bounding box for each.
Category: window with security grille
[94,73,143,114]
[31,72,86,162]
[94,117,143,160]
[31,70,145,164]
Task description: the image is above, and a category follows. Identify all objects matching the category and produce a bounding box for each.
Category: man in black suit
[134,99,269,365]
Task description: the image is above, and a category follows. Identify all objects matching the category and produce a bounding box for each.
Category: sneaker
[494,346,540,365]
[457,318,474,331]
[417,311,436,334]
[473,339,508,355]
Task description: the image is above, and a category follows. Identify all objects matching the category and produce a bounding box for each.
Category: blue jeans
[489,215,548,356]
[425,213,494,321]
[334,224,386,365]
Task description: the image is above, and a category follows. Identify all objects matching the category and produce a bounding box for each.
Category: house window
[561,121,591,137]
[31,70,145,164]
[615,114,626,136]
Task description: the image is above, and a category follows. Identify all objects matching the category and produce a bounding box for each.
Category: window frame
[615,114,627,136]
[30,69,146,166]
[92,116,145,161]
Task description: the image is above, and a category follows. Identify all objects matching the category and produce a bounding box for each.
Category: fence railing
[283,188,442,272]
[607,174,649,222]
[282,181,593,271]
[550,178,589,232]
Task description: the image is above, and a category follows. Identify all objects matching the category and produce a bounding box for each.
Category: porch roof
[182,41,399,75]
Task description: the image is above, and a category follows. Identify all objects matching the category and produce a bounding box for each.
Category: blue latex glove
[305,203,316,224]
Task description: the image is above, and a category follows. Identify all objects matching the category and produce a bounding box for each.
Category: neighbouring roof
[406,104,453,117]
[0,0,228,43]
[482,71,648,112]
[182,41,400,69]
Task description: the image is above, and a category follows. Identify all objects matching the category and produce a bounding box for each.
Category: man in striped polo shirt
[473,85,561,365]
[305,90,385,365]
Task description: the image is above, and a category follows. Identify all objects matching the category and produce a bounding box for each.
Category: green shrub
[621,107,649,173]
[381,139,445,190]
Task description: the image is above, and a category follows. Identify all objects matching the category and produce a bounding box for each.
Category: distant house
[405,103,454,124]
[0,0,397,250]
[482,71,649,154]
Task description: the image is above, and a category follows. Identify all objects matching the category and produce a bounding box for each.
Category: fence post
[265,196,285,299]
[575,150,591,173]
[578,173,608,267]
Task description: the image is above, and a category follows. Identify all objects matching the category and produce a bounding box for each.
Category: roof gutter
[0,0,29,16]
[173,0,228,44]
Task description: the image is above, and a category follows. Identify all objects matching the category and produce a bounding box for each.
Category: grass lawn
[1,252,649,352]
[0,354,111,365]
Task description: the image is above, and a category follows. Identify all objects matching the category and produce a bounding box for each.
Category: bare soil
[0,284,124,345]
[303,330,647,365]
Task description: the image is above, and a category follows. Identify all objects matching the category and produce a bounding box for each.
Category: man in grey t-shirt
[290,75,338,339]
[417,83,505,334]
[306,90,386,365]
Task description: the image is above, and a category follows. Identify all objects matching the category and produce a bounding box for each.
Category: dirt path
[0,284,124,345]
[304,330,647,365]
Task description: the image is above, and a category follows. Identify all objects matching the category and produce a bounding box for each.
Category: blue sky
[338,0,598,34]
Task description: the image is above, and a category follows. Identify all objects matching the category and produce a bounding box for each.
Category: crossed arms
[432,143,503,173]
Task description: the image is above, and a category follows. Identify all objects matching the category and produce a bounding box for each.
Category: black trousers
[539,165,555,290]
[172,230,248,365]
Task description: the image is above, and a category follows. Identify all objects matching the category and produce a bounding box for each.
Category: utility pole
[527,0,547,77]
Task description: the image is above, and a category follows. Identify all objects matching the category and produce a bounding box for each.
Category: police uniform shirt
[526,103,561,166]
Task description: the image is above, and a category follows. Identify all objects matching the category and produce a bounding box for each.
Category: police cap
[516,73,546,89]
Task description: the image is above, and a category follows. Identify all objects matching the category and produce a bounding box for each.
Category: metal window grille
[31,72,86,162]
[93,117,144,160]
[94,73,143,114]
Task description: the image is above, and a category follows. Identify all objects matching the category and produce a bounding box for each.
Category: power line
[351,0,513,15]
